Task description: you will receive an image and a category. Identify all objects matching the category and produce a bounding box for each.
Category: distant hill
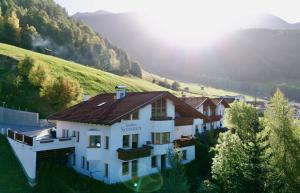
[0,43,243,117]
[242,14,300,29]
[74,12,300,101]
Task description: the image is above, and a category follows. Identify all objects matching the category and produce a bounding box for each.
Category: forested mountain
[74,12,300,101]
[0,0,142,77]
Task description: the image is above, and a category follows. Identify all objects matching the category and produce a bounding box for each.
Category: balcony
[86,147,102,161]
[204,115,222,123]
[33,137,76,151]
[175,117,194,126]
[117,145,153,161]
[150,116,173,121]
[173,137,195,148]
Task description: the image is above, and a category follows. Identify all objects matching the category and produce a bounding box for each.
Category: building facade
[182,97,230,131]
[6,90,204,185]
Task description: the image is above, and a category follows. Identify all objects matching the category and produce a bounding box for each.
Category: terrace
[7,128,76,151]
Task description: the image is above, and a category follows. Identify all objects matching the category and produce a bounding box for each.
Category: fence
[0,107,39,126]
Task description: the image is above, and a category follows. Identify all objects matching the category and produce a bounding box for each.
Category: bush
[28,63,50,87]
[17,56,36,76]
[196,180,220,193]
[40,76,82,110]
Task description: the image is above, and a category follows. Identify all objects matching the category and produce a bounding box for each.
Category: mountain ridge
[73,11,300,101]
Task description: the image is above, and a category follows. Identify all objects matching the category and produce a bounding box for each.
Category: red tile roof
[48,91,205,125]
[181,97,208,108]
[211,98,230,108]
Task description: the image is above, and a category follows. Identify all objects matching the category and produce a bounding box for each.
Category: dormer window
[123,110,139,120]
[151,98,166,119]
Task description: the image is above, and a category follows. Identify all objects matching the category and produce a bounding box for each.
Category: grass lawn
[0,135,32,193]
[0,135,163,193]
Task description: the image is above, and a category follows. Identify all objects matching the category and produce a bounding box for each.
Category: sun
[136,0,245,49]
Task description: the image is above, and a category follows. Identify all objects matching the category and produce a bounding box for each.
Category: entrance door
[161,154,166,170]
[132,160,138,178]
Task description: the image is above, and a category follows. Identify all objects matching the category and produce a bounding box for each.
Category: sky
[54,0,300,23]
[53,0,300,48]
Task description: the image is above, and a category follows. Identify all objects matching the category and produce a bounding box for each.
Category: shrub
[28,63,50,87]
[17,56,36,76]
[40,76,82,110]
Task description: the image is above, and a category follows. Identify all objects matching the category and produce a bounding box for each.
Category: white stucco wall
[7,138,37,184]
[55,98,198,184]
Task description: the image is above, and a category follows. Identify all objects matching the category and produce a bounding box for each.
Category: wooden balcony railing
[175,117,194,126]
[173,137,196,148]
[117,145,153,161]
[204,115,222,123]
[150,116,173,121]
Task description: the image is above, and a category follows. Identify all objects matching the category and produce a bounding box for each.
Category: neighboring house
[223,95,245,102]
[290,102,300,119]
[182,97,230,131]
[246,101,267,114]
[6,88,205,185]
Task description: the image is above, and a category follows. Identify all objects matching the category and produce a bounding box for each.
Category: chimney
[115,86,126,99]
[83,95,90,102]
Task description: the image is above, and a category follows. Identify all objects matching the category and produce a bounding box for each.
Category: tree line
[157,90,300,193]
[0,0,142,77]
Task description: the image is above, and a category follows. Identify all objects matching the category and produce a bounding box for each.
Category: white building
[6,89,205,185]
[182,97,230,131]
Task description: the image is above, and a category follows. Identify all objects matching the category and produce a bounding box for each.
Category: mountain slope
[0,43,244,117]
[74,12,300,101]
[0,0,142,77]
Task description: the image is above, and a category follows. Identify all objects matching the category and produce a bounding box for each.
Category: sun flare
[136,1,244,49]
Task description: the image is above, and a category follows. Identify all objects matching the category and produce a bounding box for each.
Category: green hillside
[0,43,248,117]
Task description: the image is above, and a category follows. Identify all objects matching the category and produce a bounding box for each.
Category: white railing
[32,137,76,151]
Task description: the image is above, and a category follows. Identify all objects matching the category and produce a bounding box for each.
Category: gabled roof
[48,91,205,125]
[182,97,217,109]
[211,98,230,108]
[181,97,208,108]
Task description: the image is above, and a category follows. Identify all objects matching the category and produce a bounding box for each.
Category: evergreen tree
[212,102,265,193]
[263,89,300,193]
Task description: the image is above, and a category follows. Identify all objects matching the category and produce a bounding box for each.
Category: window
[86,161,90,171]
[195,125,199,134]
[132,111,139,120]
[81,156,85,168]
[151,98,166,119]
[77,131,80,143]
[122,162,129,175]
[104,163,108,177]
[132,134,139,148]
[155,133,161,144]
[62,129,69,137]
[72,130,76,137]
[162,132,170,144]
[105,136,109,149]
[151,156,157,168]
[151,133,155,144]
[123,135,130,148]
[182,150,187,160]
[123,111,139,120]
[132,160,138,177]
[89,135,101,148]
[73,154,76,166]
